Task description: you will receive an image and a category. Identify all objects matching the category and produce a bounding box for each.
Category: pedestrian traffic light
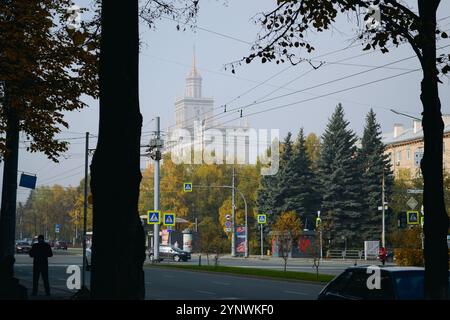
[316,217,322,228]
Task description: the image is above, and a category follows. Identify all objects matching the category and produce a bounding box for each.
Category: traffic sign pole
[231,167,236,257]
[382,173,385,249]
[260,224,263,258]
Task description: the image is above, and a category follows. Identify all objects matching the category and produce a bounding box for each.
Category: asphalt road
[13,253,327,299]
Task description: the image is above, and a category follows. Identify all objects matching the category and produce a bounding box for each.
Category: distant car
[85,246,92,270]
[148,245,191,262]
[15,242,32,254]
[55,241,68,250]
[318,266,450,300]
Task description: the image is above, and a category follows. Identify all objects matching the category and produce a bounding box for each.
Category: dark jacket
[29,241,53,266]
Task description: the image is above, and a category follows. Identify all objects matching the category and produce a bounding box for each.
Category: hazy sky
[2,0,450,204]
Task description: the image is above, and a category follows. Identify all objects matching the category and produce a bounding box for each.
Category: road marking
[283,290,308,295]
[195,290,216,295]
[212,281,230,286]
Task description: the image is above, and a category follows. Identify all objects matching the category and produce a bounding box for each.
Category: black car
[55,241,68,250]
[149,245,191,262]
[15,242,32,254]
[318,266,450,300]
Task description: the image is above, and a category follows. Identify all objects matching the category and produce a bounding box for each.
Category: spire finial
[192,45,197,75]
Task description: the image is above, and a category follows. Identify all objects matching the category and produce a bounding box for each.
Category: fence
[326,249,376,260]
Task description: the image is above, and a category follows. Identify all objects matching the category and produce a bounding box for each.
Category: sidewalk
[193,253,395,265]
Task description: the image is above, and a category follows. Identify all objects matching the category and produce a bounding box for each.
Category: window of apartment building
[396,150,402,162]
[406,147,410,161]
[414,148,424,167]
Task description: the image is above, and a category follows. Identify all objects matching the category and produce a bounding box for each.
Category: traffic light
[316,217,322,228]
[397,211,407,229]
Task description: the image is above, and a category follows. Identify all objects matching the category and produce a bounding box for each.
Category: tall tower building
[175,51,214,129]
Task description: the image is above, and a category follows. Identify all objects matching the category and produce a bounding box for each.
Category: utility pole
[150,117,162,261]
[231,166,236,257]
[382,173,386,249]
[82,131,88,290]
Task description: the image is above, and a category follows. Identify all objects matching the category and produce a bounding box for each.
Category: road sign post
[163,213,176,245]
[257,214,267,258]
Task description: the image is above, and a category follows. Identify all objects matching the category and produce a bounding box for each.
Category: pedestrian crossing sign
[407,211,419,225]
[164,213,176,226]
[257,214,267,224]
[147,210,161,224]
[183,182,193,192]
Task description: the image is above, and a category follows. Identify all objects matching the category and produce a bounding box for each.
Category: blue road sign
[225,221,232,228]
[257,214,267,224]
[147,211,161,225]
[163,213,176,226]
[19,173,37,189]
[183,182,192,192]
[55,224,61,233]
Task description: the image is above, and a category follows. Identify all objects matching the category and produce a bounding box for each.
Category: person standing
[379,246,387,266]
[29,235,53,296]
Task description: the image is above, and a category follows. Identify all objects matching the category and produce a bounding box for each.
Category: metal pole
[82,131,88,289]
[320,230,323,261]
[231,166,236,257]
[260,224,263,258]
[318,211,323,261]
[382,173,385,249]
[154,117,160,261]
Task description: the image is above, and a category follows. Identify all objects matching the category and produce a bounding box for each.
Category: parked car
[148,245,191,262]
[15,241,32,254]
[85,246,92,270]
[55,241,68,250]
[318,266,450,300]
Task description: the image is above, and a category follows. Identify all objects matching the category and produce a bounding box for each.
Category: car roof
[347,265,424,272]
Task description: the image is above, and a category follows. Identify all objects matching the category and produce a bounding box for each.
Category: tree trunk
[418,0,449,300]
[0,82,20,262]
[90,1,145,299]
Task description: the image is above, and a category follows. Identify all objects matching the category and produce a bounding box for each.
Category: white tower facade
[175,52,214,129]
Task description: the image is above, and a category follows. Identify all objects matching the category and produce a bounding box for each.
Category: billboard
[235,226,247,254]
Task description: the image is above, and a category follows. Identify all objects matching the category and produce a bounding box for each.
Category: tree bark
[418,0,449,299]
[90,1,145,299]
[0,82,20,262]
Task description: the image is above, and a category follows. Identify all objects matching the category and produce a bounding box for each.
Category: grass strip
[146,263,335,283]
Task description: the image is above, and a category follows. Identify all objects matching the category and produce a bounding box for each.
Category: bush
[393,248,423,266]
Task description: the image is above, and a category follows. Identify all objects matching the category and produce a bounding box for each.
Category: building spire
[186,45,202,97]
[189,45,199,77]
[192,45,197,75]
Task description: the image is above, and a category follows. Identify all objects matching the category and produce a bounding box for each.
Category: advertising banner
[236,226,247,254]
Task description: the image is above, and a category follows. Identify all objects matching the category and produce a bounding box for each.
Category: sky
[2,0,450,204]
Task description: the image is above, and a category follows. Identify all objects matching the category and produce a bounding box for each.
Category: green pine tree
[359,109,393,242]
[279,129,320,229]
[318,104,363,247]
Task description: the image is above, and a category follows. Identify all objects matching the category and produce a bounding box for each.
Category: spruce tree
[359,109,393,242]
[279,129,320,229]
[274,132,294,216]
[318,104,363,247]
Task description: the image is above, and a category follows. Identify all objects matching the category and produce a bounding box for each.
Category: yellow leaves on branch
[272,210,302,241]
